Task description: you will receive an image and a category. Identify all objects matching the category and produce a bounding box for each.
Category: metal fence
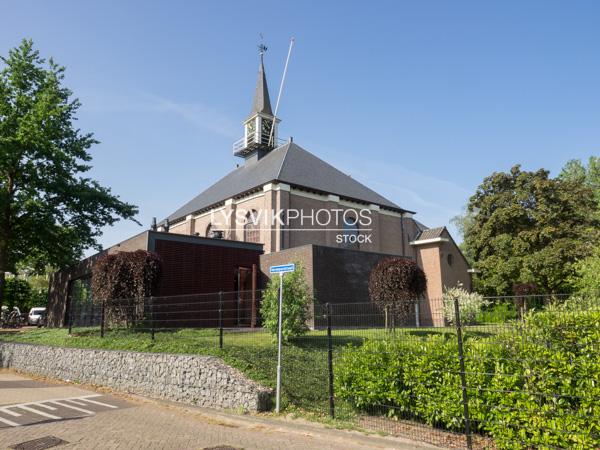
[65,292,600,449]
[68,289,267,340]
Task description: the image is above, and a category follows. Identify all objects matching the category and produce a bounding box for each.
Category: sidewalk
[0,370,442,450]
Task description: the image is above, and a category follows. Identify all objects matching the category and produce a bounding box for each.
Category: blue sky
[3,1,600,253]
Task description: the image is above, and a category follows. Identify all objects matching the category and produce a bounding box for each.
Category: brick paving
[0,371,441,450]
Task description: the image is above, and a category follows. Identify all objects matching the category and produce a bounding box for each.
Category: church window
[342,215,359,249]
[244,210,261,243]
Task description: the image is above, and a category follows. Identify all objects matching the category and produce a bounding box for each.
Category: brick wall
[260,244,412,328]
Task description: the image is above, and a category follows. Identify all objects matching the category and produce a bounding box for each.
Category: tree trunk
[384,306,389,332]
[415,301,420,327]
[0,270,5,318]
[0,239,7,314]
[0,174,14,314]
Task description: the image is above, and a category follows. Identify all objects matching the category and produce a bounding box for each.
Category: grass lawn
[0,325,493,415]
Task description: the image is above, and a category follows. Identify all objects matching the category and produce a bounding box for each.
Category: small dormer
[233,47,281,160]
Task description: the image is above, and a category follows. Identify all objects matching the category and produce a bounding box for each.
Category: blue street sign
[270,263,296,274]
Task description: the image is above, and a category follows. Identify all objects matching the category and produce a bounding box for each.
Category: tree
[91,250,161,327]
[0,39,138,311]
[4,277,32,310]
[559,156,600,214]
[571,244,600,296]
[463,165,599,295]
[369,258,427,327]
[450,207,476,265]
[260,262,311,342]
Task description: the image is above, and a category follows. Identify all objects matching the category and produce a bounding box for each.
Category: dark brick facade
[47,231,262,327]
[150,234,262,296]
[260,244,411,328]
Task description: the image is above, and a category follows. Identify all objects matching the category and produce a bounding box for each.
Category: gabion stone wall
[0,342,272,412]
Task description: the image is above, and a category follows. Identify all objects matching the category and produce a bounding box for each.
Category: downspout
[279,211,286,251]
[400,212,406,256]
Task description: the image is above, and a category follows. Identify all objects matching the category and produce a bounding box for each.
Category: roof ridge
[275,142,291,179]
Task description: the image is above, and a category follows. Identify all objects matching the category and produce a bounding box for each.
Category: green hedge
[335,305,600,449]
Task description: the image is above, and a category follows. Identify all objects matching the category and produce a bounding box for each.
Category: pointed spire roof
[249,54,273,117]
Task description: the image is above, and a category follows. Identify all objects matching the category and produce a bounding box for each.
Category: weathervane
[258,33,267,56]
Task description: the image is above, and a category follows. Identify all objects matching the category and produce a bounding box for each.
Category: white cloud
[79,89,238,139]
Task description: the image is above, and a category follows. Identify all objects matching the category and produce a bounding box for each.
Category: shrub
[260,262,311,342]
[91,250,161,327]
[336,303,600,449]
[571,245,600,296]
[369,258,427,326]
[335,339,416,415]
[512,282,541,314]
[442,286,488,325]
[476,302,517,323]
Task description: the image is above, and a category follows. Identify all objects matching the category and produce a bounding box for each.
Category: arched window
[342,215,359,249]
[244,210,260,243]
[205,223,213,237]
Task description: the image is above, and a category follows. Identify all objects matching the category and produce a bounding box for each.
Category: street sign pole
[270,263,295,414]
[275,272,284,413]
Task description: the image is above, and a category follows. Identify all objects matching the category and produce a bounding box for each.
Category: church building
[160,51,471,325]
[47,50,470,328]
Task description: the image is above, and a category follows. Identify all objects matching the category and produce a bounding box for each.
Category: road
[0,370,440,450]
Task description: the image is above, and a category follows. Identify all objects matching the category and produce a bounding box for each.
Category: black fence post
[150,297,155,341]
[100,300,105,338]
[326,303,335,419]
[219,291,223,349]
[454,296,473,450]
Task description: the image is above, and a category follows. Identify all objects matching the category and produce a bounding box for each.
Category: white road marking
[0,416,20,427]
[79,396,118,409]
[0,394,118,427]
[51,400,93,415]
[36,403,58,411]
[64,399,88,406]
[0,407,21,417]
[16,405,61,420]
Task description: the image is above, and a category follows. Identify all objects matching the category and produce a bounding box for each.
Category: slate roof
[166,142,411,223]
[413,219,429,233]
[414,226,446,241]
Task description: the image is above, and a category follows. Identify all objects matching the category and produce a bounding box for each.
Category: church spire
[233,45,280,160]
[250,46,273,117]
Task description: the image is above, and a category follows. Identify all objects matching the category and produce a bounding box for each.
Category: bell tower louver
[233,46,280,159]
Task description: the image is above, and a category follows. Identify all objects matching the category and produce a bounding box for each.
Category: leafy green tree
[3,277,45,311]
[0,39,138,311]
[463,165,599,295]
[3,277,32,310]
[260,262,311,342]
[571,244,600,296]
[559,156,600,213]
[450,207,476,264]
